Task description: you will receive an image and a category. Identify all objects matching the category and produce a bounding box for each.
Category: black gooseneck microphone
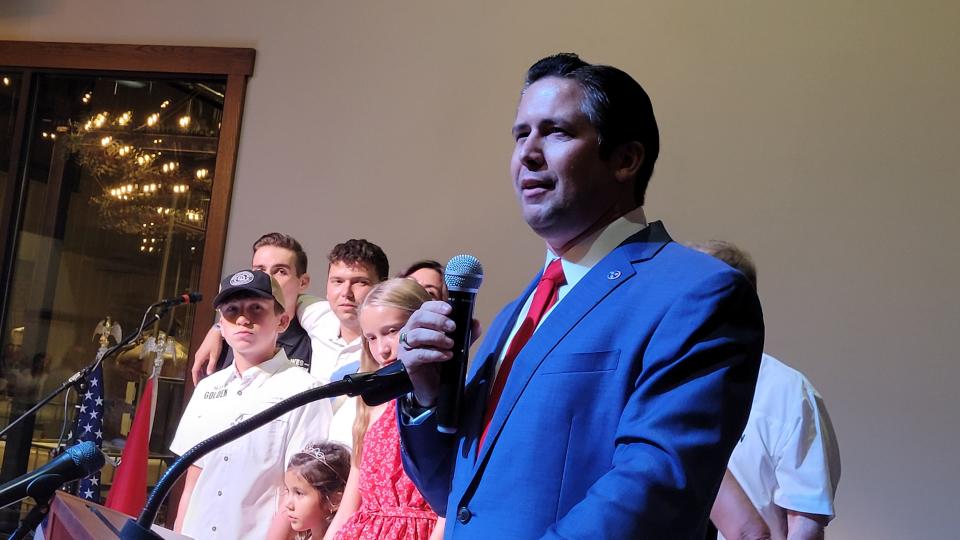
[156,291,203,307]
[436,254,483,434]
[345,360,414,406]
[0,441,105,508]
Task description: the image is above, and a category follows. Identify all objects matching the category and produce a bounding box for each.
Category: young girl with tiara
[283,442,351,540]
[324,278,445,540]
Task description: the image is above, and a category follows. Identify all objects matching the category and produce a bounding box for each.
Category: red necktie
[480,258,566,449]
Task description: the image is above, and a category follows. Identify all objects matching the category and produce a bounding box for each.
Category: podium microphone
[156,292,202,307]
[0,441,105,507]
[436,254,483,434]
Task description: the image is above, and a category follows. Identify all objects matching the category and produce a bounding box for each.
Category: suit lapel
[465,222,673,483]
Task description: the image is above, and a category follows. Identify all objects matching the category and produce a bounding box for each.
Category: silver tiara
[300,445,346,484]
[305,446,329,464]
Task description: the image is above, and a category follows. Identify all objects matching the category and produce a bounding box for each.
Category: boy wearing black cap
[171,270,332,540]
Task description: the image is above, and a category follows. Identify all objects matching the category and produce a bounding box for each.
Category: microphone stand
[0,301,175,443]
[7,491,53,540]
[120,362,413,540]
[0,301,178,539]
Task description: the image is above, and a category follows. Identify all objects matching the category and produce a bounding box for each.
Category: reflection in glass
[0,73,20,225]
[0,72,225,513]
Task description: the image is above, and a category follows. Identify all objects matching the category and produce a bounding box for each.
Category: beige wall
[3,1,958,537]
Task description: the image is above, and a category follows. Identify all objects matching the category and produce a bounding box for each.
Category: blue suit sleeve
[397,406,455,516]
[544,270,764,539]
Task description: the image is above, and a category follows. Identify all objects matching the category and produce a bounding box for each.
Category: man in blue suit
[396,53,765,539]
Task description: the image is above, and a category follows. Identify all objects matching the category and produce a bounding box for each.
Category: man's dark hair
[398,259,444,278]
[525,52,660,206]
[328,239,389,281]
[689,240,758,290]
[252,232,308,276]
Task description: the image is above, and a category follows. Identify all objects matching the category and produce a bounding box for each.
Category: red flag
[105,375,156,516]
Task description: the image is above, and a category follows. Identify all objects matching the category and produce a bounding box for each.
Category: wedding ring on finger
[399,331,411,349]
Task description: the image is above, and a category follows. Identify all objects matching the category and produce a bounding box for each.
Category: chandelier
[65,91,219,254]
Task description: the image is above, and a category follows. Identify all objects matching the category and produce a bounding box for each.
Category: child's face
[218,298,288,358]
[359,305,410,368]
[283,470,332,532]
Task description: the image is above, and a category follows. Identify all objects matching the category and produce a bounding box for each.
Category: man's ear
[299,272,311,293]
[612,142,645,184]
[277,312,291,334]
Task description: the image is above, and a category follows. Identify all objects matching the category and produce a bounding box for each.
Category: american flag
[70,360,105,501]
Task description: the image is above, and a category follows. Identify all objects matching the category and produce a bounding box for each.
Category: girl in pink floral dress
[325,278,444,540]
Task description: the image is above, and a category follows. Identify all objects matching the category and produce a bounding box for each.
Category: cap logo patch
[230,271,255,286]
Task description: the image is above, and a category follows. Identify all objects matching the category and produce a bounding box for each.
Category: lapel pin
[607,270,621,280]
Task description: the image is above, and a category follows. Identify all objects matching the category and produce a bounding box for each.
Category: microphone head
[444,254,483,293]
[65,441,107,476]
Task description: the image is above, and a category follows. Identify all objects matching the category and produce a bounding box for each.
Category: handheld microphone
[156,292,203,307]
[0,441,105,507]
[436,254,483,434]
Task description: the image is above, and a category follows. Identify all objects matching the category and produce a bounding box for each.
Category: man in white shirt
[693,240,841,540]
[172,269,332,540]
[298,238,389,384]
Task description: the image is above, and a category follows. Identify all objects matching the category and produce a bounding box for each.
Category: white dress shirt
[492,207,648,379]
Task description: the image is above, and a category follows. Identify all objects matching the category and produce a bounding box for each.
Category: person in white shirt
[693,240,841,540]
[191,238,389,386]
[299,238,389,384]
[172,269,332,540]
[191,233,315,382]
[327,258,451,449]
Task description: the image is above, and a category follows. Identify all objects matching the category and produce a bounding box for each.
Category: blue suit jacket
[400,222,764,539]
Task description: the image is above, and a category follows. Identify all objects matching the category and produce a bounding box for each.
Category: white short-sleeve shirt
[721,354,841,540]
[171,349,332,540]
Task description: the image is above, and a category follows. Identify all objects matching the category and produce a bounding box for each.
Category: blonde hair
[352,278,431,463]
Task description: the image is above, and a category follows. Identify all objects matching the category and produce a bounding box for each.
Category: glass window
[0,73,20,220]
[0,72,225,527]
[0,43,252,531]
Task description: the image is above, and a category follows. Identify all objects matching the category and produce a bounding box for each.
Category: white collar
[227,348,291,385]
[544,207,648,289]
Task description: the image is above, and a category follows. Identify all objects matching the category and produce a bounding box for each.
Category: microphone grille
[66,441,107,475]
[444,254,483,292]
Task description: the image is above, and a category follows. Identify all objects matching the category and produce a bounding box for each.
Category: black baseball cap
[212,269,286,309]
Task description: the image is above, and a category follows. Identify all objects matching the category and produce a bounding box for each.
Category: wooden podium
[39,492,189,540]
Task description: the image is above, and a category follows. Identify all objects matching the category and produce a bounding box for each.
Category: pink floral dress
[334,400,438,540]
